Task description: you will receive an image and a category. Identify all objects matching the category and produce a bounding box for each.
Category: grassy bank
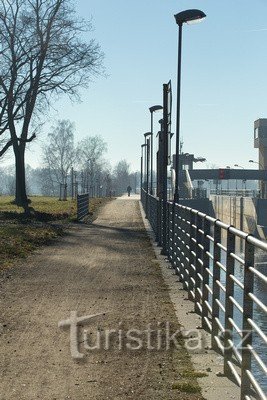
[0,196,109,269]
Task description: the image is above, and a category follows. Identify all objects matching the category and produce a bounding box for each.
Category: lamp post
[249,159,264,169]
[144,132,152,195]
[234,164,246,191]
[226,165,231,193]
[149,105,163,195]
[173,9,206,203]
[141,144,147,193]
[249,159,264,197]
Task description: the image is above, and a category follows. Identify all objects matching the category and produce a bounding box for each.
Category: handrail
[141,188,267,400]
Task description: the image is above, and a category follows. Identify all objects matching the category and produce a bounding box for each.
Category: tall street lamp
[234,164,246,191]
[173,9,206,203]
[249,159,264,197]
[249,159,264,169]
[149,105,163,195]
[141,143,147,192]
[144,132,152,195]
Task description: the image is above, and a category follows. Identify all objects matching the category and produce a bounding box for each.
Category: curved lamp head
[144,132,152,137]
[174,9,206,26]
[149,105,163,113]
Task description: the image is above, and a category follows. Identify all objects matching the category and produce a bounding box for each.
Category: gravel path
[0,197,203,400]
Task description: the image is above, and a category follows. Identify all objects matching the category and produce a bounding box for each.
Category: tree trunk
[14,145,29,212]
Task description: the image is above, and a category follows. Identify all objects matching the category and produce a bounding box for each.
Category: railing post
[224,228,236,376]
[157,198,162,246]
[166,202,171,259]
[188,210,196,301]
[211,222,222,351]
[194,213,203,314]
[240,239,254,399]
[182,207,190,290]
[202,217,211,330]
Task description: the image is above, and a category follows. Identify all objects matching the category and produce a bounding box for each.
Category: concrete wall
[210,196,267,240]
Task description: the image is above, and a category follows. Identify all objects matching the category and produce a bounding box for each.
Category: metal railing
[141,188,267,400]
[210,189,261,198]
[77,193,89,220]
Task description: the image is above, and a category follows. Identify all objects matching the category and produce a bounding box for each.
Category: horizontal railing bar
[196,302,202,313]
[214,317,225,333]
[215,261,226,273]
[206,251,214,261]
[247,345,267,375]
[204,299,212,314]
[216,242,227,252]
[205,268,213,277]
[229,296,243,313]
[203,316,212,331]
[229,274,244,290]
[205,283,213,294]
[228,318,242,338]
[214,335,225,353]
[226,361,241,386]
[249,267,267,284]
[229,252,245,265]
[215,298,225,313]
[228,339,242,363]
[247,319,267,344]
[206,234,215,242]
[248,293,267,314]
[216,279,226,293]
[246,370,267,400]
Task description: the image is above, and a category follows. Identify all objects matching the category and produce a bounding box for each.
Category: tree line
[0,119,138,197]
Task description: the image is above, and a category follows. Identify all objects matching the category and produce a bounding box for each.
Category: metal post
[240,240,254,399]
[146,138,150,217]
[202,217,211,330]
[174,23,183,204]
[150,112,153,195]
[211,223,222,351]
[141,154,143,192]
[224,229,236,376]
[188,210,196,301]
[194,213,202,314]
[161,84,169,255]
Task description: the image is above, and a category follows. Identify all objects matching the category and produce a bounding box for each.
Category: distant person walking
[127,185,132,197]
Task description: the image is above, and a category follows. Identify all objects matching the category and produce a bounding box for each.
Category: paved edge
[138,201,240,400]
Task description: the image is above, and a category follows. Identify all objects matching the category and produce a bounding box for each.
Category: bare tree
[0,0,104,211]
[78,135,107,191]
[43,119,77,189]
[78,135,107,169]
[113,159,131,195]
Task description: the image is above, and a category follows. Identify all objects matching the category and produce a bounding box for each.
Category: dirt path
[0,197,203,400]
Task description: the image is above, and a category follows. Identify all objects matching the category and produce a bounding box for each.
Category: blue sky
[25,0,267,171]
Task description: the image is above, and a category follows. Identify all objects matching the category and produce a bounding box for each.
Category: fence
[141,188,267,400]
[77,193,89,220]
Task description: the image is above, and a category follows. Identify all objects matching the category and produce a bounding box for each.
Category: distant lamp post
[173,9,206,203]
[141,144,147,192]
[249,160,265,197]
[144,132,152,195]
[249,159,264,169]
[234,164,246,191]
[149,105,163,195]
[226,166,231,192]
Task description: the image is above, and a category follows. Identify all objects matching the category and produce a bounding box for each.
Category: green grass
[0,195,111,269]
[0,195,77,218]
[172,381,201,393]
